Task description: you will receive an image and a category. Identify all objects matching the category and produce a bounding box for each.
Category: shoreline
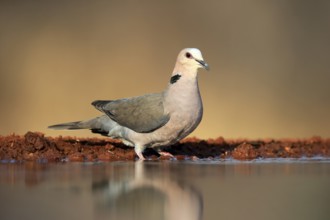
[1,132,329,162]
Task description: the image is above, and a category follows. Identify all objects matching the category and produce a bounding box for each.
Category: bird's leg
[134,145,146,160]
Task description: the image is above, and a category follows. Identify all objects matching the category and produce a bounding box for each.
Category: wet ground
[0,160,329,220]
[0,132,329,161]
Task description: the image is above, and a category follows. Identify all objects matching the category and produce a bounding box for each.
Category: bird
[48,48,209,160]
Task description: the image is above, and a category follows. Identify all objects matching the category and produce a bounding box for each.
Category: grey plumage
[92,93,170,133]
[48,121,82,130]
[49,48,209,160]
[49,116,110,132]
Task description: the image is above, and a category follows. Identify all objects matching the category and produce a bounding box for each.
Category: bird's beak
[195,59,210,71]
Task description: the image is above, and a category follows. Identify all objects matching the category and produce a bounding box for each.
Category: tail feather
[48,115,112,131]
[48,121,84,130]
[48,116,117,138]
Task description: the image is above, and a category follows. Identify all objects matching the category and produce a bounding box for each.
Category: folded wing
[92,93,170,133]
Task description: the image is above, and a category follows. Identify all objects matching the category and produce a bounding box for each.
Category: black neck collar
[170,74,181,84]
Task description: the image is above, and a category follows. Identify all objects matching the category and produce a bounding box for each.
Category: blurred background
[0,0,329,139]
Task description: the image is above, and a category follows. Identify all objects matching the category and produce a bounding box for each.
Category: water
[0,160,330,220]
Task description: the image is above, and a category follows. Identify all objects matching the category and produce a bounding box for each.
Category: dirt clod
[24,132,47,151]
[232,143,258,160]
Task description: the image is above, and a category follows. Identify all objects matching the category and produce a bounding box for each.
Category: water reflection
[92,162,202,220]
[0,161,203,220]
[0,160,329,220]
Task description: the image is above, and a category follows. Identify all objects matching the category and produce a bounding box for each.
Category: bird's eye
[185,52,192,58]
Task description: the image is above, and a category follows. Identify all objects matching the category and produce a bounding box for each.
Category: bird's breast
[164,78,203,138]
[127,76,203,147]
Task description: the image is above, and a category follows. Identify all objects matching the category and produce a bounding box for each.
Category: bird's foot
[135,145,146,160]
[158,151,174,158]
[136,152,146,160]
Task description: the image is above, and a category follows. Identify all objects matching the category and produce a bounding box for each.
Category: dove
[49,48,209,160]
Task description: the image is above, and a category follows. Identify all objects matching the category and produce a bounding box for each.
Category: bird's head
[176,48,209,71]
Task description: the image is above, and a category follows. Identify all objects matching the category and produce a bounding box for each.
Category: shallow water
[0,159,330,220]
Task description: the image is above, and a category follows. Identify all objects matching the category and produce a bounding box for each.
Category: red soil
[0,132,329,162]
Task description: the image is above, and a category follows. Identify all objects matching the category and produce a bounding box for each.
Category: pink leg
[135,145,145,160]
[136,152,146,160]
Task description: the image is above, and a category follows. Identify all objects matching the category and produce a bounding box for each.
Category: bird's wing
[92,93,170,133]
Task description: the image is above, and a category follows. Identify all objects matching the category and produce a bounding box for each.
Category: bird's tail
[48,121,87,130]
[48,116,115,137]
[48,121,86,130]
[48,116,106,130]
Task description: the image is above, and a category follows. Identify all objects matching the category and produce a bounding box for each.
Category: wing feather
[91,93,169,133]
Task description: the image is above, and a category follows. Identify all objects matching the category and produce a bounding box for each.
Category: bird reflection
[92,161,203,220]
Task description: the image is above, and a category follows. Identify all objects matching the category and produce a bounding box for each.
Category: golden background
[1,1,329,139]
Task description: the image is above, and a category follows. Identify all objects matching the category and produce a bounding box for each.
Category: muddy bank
[0,132,329,162]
